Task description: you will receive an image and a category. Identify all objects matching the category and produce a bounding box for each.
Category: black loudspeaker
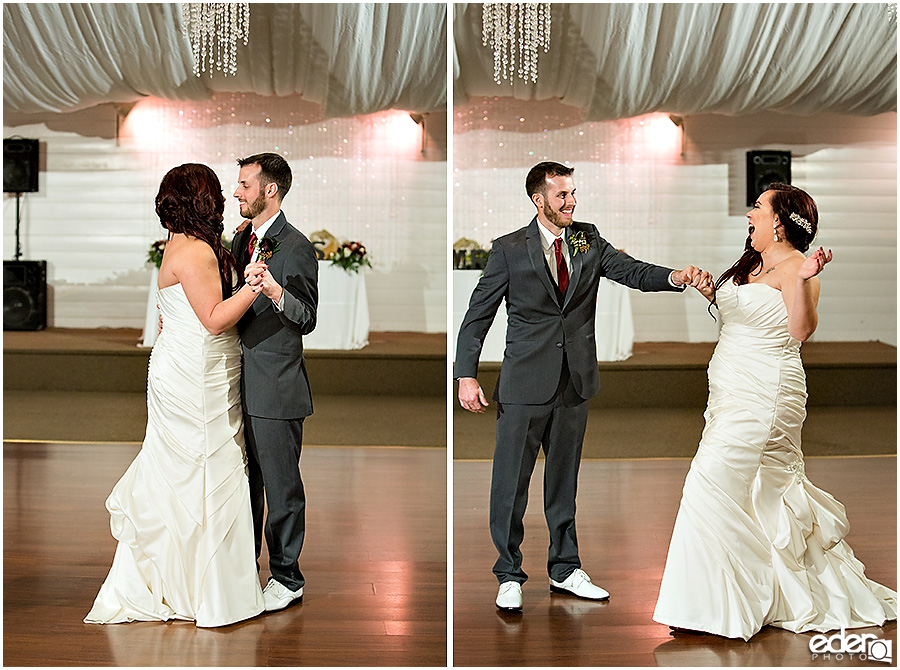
[4,260,47,331]
[4,138,40,193]
[746,150,791,206]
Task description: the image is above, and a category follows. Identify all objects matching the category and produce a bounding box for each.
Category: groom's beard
[239,191,267,220]
[543,201,573,229]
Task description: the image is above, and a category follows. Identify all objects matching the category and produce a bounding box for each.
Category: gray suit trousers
[245,414,306,591]
[490,361,589,584]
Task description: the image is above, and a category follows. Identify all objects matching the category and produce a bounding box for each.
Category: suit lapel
[265,212,287,241]
[525,218,559,304]
[562,230,583,310]
[234,225,251,265]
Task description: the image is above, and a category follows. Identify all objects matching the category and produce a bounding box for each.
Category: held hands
[798,247,833,280]
[458,377,489,413]
[675,265,716,302]
[673,266,707,288]
[244,261,267,294]
[675,266,715,290]
[244,261,284,303]
[245,260,281,301]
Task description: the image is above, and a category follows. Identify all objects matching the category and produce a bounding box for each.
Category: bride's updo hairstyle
[717,182,819,288]
[156,163,238,299]
[767,182,818,253]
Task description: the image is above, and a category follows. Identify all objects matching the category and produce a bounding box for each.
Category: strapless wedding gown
[653,282,896,641]
[85,283,264,627]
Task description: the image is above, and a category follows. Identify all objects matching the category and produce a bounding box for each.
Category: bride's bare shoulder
[159,235,218,287]
[165,234,215,261]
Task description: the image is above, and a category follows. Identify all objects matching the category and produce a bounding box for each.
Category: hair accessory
[789,212,813,234]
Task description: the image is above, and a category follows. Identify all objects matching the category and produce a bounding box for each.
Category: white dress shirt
[248,211,285,311]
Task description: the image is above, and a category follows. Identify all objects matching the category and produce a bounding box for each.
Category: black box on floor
[4,260,47,331]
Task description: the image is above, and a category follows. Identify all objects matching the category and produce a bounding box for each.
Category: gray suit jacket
[455,218,683,405]
[234,212,318,419]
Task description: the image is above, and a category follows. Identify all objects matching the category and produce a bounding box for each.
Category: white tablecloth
[303,262,369,350]
[141,261,369,350]
[452,269,634,363]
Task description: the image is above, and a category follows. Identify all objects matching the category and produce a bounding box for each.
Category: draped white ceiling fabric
[454,2,897,118]
[3,3,447,118]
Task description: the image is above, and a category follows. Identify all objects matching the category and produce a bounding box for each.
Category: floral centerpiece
[147,239,166,269]
[453,237,490,269]
[330,241,372,273]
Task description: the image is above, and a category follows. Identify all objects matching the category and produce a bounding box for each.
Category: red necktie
[247,232,257,260]
[554,237,569,295]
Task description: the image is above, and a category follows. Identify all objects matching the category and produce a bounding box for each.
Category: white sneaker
[496,581,523,611]
[549,569,609,600]
[263,578,303,612]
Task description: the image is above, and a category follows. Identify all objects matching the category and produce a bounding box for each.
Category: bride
[85,164,269,627]
[653,183,897,640]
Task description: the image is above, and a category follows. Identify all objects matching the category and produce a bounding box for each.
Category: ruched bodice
[654,280,896,640]
[86,283,264,627]
[156,282,240,354]
[717,281,800,355]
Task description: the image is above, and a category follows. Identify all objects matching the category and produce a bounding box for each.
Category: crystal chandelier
[482,3,551,85]
[181,3,250,77]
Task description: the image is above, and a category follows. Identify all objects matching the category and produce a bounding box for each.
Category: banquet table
[141,261,369,349]
[451,269,634,363]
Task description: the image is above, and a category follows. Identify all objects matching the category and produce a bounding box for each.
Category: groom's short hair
[526,161,574,198]
[237,152,292,201]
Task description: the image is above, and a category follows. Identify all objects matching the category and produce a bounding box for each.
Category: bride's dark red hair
[155,163,238,299]
[717,183,819,289]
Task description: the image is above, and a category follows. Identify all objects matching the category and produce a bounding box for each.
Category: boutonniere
[568,231,590,256]
[255,236,280,262]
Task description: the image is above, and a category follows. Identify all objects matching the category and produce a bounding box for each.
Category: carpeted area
[4,329,447,446]
[5,391,446,447]
[5,330,894,457]
[453,405,897,459]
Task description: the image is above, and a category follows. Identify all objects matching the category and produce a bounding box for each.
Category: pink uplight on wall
[372,110,422,156]
[118,99,170,154]
[642,113,682,160]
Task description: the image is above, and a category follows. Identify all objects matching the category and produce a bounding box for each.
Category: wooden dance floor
[454,457,897,667]
[4,442,446,667]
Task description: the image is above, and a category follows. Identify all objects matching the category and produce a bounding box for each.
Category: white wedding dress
[85,283,264,628]
[653,281,896,641]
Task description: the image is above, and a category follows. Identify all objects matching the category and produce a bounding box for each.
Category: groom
[233,152,319,612]
[456,161,707,611]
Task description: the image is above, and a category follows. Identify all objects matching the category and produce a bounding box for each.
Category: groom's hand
[458,377,489,413]
[255,269,284,304]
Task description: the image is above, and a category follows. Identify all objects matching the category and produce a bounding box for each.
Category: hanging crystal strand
[482,3,551,85]
[500,4,509,82]
[514,3,523,82]
[181,3,250,77]
[524,3,535,83]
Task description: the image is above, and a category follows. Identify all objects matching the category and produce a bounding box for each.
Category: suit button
[556,342,563,348]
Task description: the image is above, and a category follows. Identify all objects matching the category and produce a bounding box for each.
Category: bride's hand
[695,271,716,302]
[798,247,832,280]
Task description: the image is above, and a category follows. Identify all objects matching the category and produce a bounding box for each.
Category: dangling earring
[773,221,779,242]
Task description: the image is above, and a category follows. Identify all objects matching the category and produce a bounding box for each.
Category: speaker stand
[14,192,22,261]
